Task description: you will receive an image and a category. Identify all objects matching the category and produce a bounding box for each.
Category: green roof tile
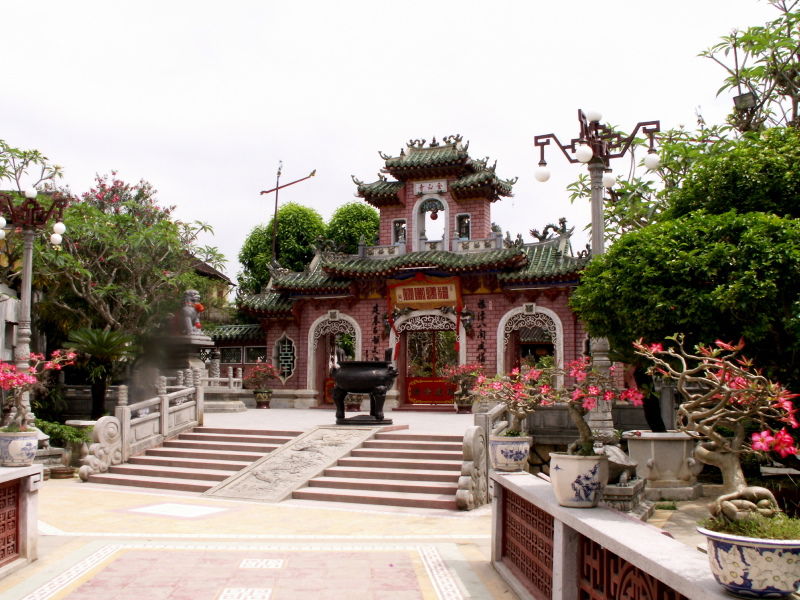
[353,179,403,207]
[497,242,588,283]
[238,291,294,314]
[270,270,350,292]
[206,323,263,341]
[320,248,527,277]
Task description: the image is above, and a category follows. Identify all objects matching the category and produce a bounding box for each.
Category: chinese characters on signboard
[476,299,487,365]
[413,180,447,195]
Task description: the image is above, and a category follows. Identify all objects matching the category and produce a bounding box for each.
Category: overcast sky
[3,1,776,283]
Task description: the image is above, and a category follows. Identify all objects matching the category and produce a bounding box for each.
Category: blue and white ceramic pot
[489,435,531,471]
[697,526,800,598]
[549,452,608,508]
[0,430,39,467]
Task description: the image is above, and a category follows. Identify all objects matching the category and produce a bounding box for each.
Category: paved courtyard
[0,409,712,599]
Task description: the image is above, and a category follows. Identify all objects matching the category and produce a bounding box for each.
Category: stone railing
[201,366,243,392]
[491,472,727,600]
[362,243,406,259]
[78,369,204,481]
[452,233,503,253]
[455,425,488,510]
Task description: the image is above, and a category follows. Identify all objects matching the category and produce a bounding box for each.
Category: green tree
[34,173,225,338]
[68,328,134,419]
[701,0,800,132]
[571,211,800,387]
[670,127,800,218]
[326,202,379,254]
[238,202,326,292]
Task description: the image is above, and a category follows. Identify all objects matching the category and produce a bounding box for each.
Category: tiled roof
[270,270,350,293]
[320,248,528,277]
[238,291,294,315]
[383,143,471,179]
[449,167,514,202]
[205,323,263,341]
[353,180,403,207]
[497,242,588,283]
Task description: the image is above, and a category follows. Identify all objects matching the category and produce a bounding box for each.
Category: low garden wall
[491,472,727,600]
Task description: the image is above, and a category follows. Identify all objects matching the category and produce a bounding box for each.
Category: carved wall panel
[501,489,553,600]
[0,480,18,568]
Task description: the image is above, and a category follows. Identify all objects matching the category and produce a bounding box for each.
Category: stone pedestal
[623,430,703,501]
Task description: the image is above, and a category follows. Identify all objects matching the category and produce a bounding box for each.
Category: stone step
[307,476,458,495]
[178,432,296,444]
[146,447,265,462]
[323,466,459,482]
[292,486,458,510]
[192,427,304,437]
[162,440,278,453]
[362,439,463,452]
[374,432,464,443]
[350,448,463,461]
[128,455,249,471]
[337,456,462,471]
[108,463,232,481]
[87,472,215,493]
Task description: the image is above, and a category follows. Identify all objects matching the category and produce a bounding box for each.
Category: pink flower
[572,389,584,401]
[582,396,597,411]
[620,388,645,407]
[751,430,775,452]
[539,384,551,395]
[772,428,798,458]
[587,385,601,396]
[648,343,663,353]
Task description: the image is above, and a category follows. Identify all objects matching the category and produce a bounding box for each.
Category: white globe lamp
[602,172,617,189]
[575,144,594,163]
[644,152,661,170]
[584,109,603,123]
[534,166,551,182]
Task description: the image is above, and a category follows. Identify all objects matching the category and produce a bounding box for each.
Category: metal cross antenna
[533,109,661,256]
[259,163,316,266]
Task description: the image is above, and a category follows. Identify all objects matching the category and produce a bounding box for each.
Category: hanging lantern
[430,209,438,220]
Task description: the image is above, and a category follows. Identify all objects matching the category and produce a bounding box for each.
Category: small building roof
[205,323,263,341]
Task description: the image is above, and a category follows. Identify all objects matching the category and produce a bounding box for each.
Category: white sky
[3,1,776,283]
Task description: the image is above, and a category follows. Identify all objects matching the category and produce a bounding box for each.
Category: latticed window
[274,335,296,380]
[245,346,268,363]
[220,347,242,364]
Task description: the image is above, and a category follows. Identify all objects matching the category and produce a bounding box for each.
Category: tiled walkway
[4,479,512,600]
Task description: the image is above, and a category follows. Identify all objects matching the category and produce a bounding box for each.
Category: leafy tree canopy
[326,202,379,254]
[237,202,326,292]
[33,173,225,339]
[669,126,800,218]
[571,211,800,387]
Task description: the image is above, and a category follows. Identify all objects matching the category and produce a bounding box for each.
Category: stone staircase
[87,427,304,492]
[292,432,464,509]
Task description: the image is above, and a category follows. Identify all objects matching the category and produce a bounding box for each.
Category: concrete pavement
[0,408,722,600]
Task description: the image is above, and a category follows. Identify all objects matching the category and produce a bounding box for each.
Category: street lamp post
[533,109,661,256]
[533,110,660,442]
[0,189,67,428]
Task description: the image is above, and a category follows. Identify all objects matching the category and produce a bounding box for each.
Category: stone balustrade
[491,472,728,600]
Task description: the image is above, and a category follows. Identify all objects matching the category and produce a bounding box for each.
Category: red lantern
[430,210,438,220]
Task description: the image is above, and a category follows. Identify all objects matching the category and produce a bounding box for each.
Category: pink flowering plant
[473,358,643,454]
[243,360,281,390]
[441,363,484,396]
[0,350,77,432]
[633,334,799,523]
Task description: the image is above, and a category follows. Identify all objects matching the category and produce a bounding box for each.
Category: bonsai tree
[0,350,76,431]
[473,359,643,451]
[634,334,799,523]
[243,360,280,390]
[441,363,484,397]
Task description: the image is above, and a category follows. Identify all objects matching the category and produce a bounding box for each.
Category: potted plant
[442,362,484,413]
[473,366,547,471]
[546,357,644,507]
[634,334,800,598]
[243,360,280,408]
[0,350,76,466]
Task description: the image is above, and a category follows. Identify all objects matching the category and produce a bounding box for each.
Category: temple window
[220,347,242,364]
[393,219,406,244]
[244,346,268,363]
[456,214,471,240]
[274,335,296,380]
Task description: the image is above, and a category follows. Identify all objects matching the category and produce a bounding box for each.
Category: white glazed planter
[0,430,39,467]
[489,435,531,471]
[698,526,800,598]
[549,452,608,508]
